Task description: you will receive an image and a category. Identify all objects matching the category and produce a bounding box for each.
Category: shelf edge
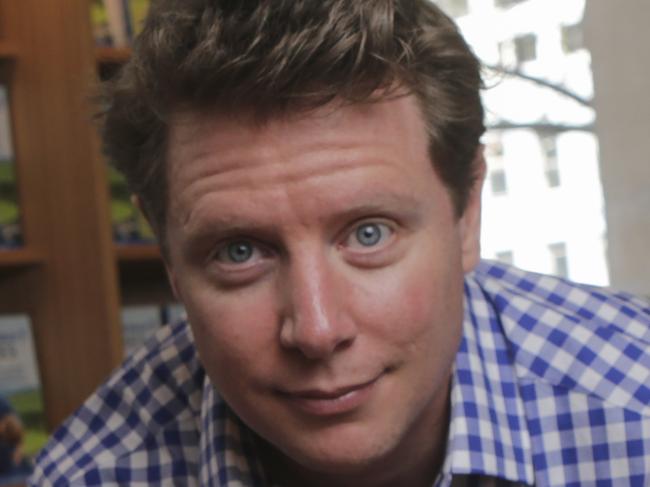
[95,46,131,64]
[0,247,44,268]
[0,41,19,59]
[115,243,161,262]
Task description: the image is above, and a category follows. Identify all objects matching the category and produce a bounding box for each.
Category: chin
[277,422,399,475]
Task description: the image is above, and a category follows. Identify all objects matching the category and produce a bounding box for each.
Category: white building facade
[435,0,609,286]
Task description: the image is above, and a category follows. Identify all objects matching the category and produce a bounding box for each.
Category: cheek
[180,278,279,379]
[346,245,465,350]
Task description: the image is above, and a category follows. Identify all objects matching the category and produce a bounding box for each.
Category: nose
[279,253,357,360]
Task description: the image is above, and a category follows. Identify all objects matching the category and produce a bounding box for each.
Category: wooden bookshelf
[0,249,43,313]
[115,243,173,305]
[0,0,172,430]
[0,40,18,59]
[115,242,161,262]
[0,0,172,432]
[0,248,43,268]
[120,260,173,305]
[95,46,131,64]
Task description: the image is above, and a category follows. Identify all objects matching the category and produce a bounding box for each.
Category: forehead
[167,96,428,181]
[173,95,424,148]
[164,96,444,236]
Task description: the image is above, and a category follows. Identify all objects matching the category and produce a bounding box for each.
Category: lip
[278,375,382,417]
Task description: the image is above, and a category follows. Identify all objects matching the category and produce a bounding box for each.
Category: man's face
[165,96,483,479]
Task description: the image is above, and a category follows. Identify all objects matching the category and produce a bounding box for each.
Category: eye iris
[356,224,382,246]
[227,242,253,263]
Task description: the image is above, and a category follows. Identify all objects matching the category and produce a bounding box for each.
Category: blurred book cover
[121,303,185,358]
[161,302,186,327]
[121,305,160,358]
[0,84,22,248]
[104,0,129,47]
[90,0,151,47]
[89,0,112,47]
[0,314,47,482]
[124,0,150,39]
[108,165,156,244]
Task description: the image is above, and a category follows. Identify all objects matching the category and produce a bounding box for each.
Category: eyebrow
[323,194,423,226]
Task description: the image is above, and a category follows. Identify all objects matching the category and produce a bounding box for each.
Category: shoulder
[467,261,650,483]
[29,320,205,486]
[468,260,650,412]
[470,259,649,328]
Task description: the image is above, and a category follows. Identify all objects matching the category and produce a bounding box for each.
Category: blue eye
[211,238,273,285]
[356,223,383,246]
[351,222,394,248]
[223,241,254,263]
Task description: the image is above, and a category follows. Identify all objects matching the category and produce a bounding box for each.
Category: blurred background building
[435,0,610,286]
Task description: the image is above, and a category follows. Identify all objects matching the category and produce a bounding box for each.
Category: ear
[131,194,183,301]
[164,262,183,302]
[459,145,486,273]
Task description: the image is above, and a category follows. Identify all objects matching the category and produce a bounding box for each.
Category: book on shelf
[104,0,129,47]
[121,305,160,357]
[0,84,22,248]
[121,303,186,357]
[161,302,186,326]
[0,314,48,463]
[124,0,150,39]
[108,165,156,244]
[90,0,112,47]
[90,0,151,48]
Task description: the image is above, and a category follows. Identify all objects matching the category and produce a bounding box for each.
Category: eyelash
[211,219,397,268]
[213,239,269,266]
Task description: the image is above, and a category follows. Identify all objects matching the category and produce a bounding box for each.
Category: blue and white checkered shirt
[30,261,650,486]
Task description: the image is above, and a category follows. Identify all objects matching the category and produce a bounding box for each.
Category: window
[490,169,508,195]
[495,250,514,265]
[436,0,469,17]
[549,242,569,278]
[495,0,526,9]
[562,23,583,53]
[488,147,508,196]
[499,34,537,65]
[485,138,504,159]
[540,134,560,188]
[514,34,537,63]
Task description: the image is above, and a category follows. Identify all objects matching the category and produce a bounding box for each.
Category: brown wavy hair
[100,0,484,255]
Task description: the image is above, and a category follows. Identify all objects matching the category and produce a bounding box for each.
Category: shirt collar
[439,268,535,486]
[199,378,269,486]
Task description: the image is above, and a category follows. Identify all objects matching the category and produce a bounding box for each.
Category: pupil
[228,242,253,262]
[357,224,381,246]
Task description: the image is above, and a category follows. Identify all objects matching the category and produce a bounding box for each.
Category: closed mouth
[280,376,380,400]
[275,373,385,416]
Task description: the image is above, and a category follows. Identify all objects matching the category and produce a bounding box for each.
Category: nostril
[279,311,356,360]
